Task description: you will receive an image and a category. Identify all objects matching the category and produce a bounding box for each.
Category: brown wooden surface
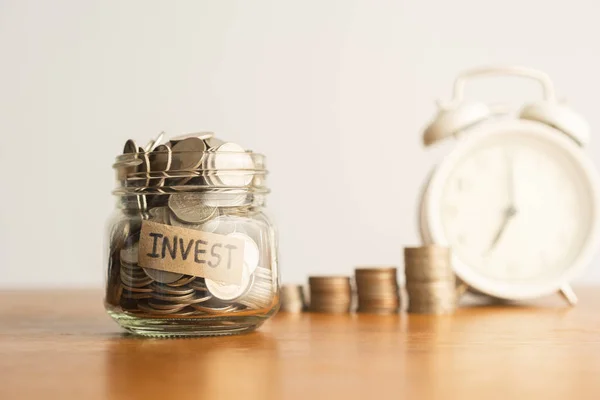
[1,289,600,399]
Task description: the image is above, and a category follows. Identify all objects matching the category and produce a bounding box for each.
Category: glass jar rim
[112,150,268,196]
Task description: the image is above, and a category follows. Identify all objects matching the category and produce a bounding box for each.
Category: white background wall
[1,0,599,288]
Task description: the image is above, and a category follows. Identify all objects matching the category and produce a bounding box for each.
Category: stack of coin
[404,246,456,314]
[308,277,352,313]
[106,131,275,318]
[279,285,306,313]
[354,267,400,314]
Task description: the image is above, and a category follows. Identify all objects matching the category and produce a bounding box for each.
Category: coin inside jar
[148,206,171,224]
[123,139,138,155]
[205,268,252,301]
[144,131,164,152]
[120,242,139,265]
[227,232,259,275]
[142,268,184,284]
[204,142,254,187]
[149,144,172,172]
[171,137,206,170]
[168,193,218,224]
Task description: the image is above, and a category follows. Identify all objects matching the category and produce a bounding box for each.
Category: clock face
[425,120,600,298]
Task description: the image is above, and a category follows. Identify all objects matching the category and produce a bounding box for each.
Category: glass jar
[104,137,279,337]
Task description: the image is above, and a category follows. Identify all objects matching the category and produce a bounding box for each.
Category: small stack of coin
[354,267,400,314]
[279,284,306,313]
[404,246,456,314]
[308,277,352,313]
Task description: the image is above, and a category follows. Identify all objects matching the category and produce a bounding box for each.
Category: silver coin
[142,268,184,284]
[227,232,259,275]
[149,144,172,172]
[150,282,195,296]
[205,269,252,301]
[171,137,206,170]
[144,131,165,152]
[183,293,213,304]
[204,142,254,187]
[167,276,196,287]
[168,213,208,230]
[204,136,225,150]
[150,291,197,303]
[120,242,139,265]
[121,285,153,293]
[123,139,138,155]
[198,190,249,208]
[148,206,171,224]
[121,292,152,300]
[119,263,146,277]
[189,280,209,291]
[134,195,147,211]
[109,219,131,254]
[168,193,218,224]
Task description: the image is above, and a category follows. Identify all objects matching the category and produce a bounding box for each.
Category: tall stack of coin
[354,267,400,314]
[308,277,352,313]
[404,246,457,314]
[280,284,306,313]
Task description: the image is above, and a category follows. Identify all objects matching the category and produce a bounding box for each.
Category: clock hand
[506,151,517,212]
[486,206,517,253]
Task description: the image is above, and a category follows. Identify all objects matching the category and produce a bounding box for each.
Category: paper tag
[138,220,245,285]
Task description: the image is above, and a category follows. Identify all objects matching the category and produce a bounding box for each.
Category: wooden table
[1,289,600,400]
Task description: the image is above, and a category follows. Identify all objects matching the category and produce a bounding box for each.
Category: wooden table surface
[1,289,600,400]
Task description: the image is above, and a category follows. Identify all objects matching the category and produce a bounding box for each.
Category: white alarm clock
[419,66,600,305]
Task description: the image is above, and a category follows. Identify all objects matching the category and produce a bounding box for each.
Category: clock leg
[559,285,578,307]
[456,281,469,298]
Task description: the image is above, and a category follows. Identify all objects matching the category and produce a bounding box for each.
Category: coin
[121,291,152,300]
[123,139,138,155]
[204,142,254,187]
[150,282,195,296]
[189,279,210,291]
[148,206,171,224]
[109,219,132,253]
[227,232,259,275]
[168,193,218,224]
[149,144,172,173]
[142,268,184,284]
[205,269,251,301]
[171,137,206,170]
[120,242,139,265]
[144,131,164,152]
[121,285,153,293]
[182,293,213,304]
[150,291,197,303]
[308,276,352,313]
[354,267,400,314]
[204,136,225,150]
[404,245,457,314]
[167,276,196,287]
[198,190,249,208]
